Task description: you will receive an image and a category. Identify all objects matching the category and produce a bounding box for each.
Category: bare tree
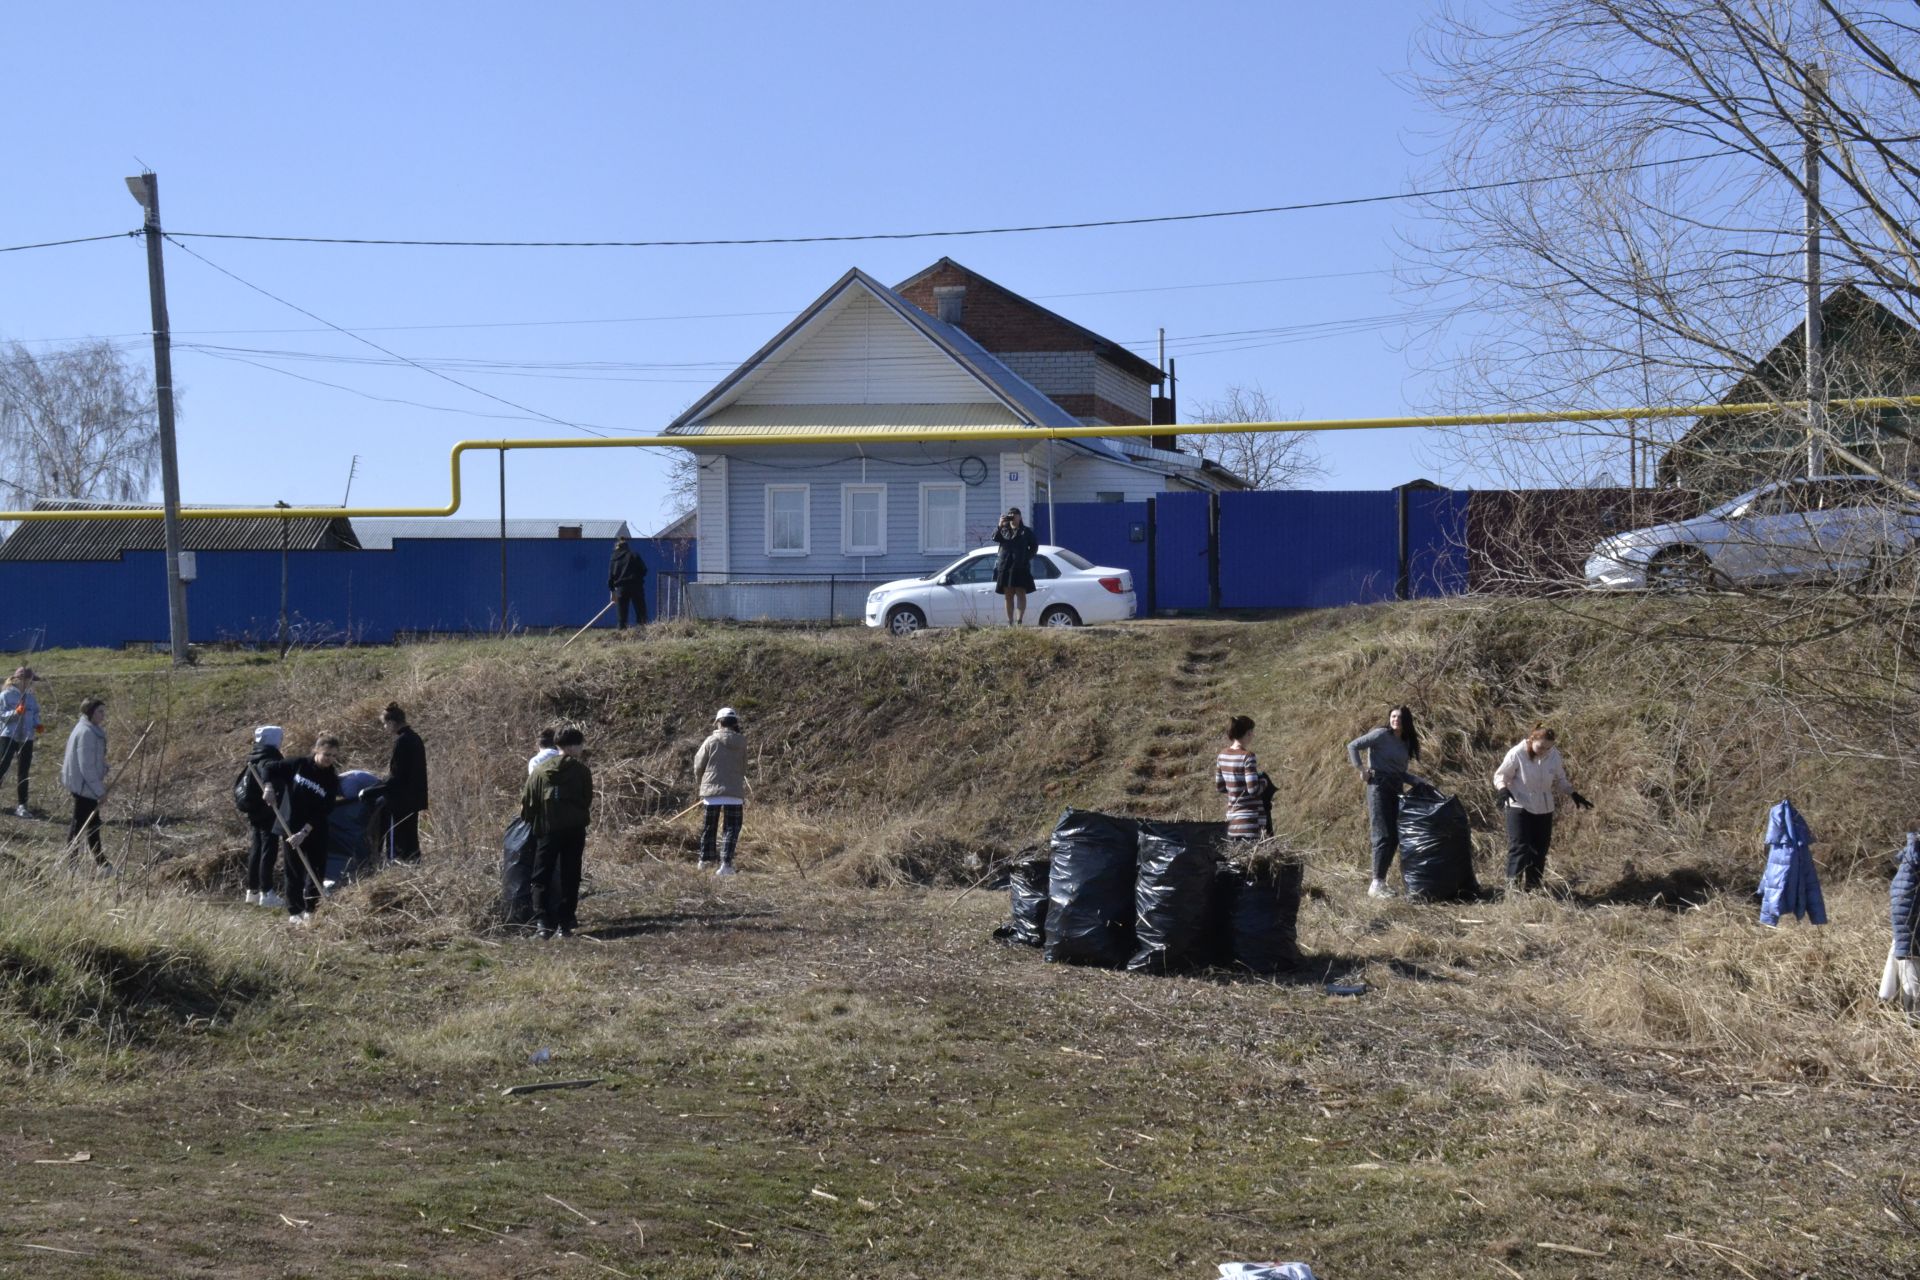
[1404,2,1920,768]
[1184,384,1324,489]
[663,449,699,522]
[1408,0,1920,492]
[0,340,160,509]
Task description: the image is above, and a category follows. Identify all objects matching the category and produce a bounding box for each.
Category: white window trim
[841,483,887,556]
[765,483,810,557]
[919,482,966,555]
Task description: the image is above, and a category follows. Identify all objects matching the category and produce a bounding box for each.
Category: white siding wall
[1093,357,1154,421]
[1046,453,1169,503]
[733,292,986,405]
[715,445,1012,579]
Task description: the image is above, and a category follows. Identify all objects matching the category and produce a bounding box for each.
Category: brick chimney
[933,285,965,326]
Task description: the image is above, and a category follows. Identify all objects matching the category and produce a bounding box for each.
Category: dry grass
[5,608,1920,1275]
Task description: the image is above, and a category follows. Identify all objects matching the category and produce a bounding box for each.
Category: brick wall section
[999,351,1094,397]
[898,263,1092,353]
[1050,394,1149,425]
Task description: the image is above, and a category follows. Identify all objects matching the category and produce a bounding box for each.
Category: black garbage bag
[994,854,1051,947]
[1043,809,1139,967]
[1129,821,1226,973]
[1222,854,1304,974]
[1398,782,1479,902]
[501,817,537,926]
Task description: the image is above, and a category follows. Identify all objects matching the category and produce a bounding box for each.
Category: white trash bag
[1219,1265,1317,1280]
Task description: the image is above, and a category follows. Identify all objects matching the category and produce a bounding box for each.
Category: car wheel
[886,604,927,636]
[1038,604,1081,628]
[1647,547,1715,592]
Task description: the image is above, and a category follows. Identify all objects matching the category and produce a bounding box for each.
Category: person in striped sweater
[1214,715,1271,841]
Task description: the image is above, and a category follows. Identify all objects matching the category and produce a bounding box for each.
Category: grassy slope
[4,605,1919,1278]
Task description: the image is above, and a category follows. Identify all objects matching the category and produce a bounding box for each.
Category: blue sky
[7,1,1463,529]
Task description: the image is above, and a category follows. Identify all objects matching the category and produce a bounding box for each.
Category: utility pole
[125,172,191,665]
[498,447,509,635]
[1804,65,1828,477]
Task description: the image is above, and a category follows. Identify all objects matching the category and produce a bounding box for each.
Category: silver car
[1584,475,1920,590]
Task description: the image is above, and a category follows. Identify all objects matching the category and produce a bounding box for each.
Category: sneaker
[12,804,27,819]
[94,863,117,878]
[534,927,553,941]
[1367,879,1396,899]
[696,859,712,871]
[556,927,573,940]
[259,890,286,909]
[715,862,738,878]
[244,890,260,906]
[287,913,311,927]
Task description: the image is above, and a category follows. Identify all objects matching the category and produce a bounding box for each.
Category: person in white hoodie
[692,708,747,876]
[60,697,110,868]
[1491,725,1592,891]
[527,727,560,775]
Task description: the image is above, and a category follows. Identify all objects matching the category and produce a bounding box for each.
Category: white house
[665,261,1243,619]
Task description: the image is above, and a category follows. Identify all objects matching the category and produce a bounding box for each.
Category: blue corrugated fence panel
[1218,491,1400,608]
[1405,490,1468,598]
[1036,502,1149,599]
[1154,491,1212,610]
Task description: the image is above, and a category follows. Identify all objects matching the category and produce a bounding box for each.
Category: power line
[163,152,1736,249]
[0,231,137,254]
[162,235,619,438]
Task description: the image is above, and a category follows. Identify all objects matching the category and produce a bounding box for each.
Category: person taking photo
[992,507,1039,626]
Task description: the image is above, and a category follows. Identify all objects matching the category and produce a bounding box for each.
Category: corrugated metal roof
[0,501,358,561]
[351,518,630,549]
[676,402,1024,436]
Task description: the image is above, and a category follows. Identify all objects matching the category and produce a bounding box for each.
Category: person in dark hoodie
[262,735,345,925]
[379,702,428,863]
[607,535,649,631]
[521,726,593,939]
[239,725,287,907]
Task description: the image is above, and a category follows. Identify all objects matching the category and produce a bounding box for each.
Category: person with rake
[260,735,346,925]
[59,697,111,871]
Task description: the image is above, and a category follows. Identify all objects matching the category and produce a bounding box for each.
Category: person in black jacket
[380,702,428,863]
[261,736,345,924]
[239,725,286,907]
[607,535,649,630]
[992,508,1039,626]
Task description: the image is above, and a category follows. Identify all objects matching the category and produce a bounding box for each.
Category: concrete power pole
[1804,66,1828,478]
[125,171,191,665]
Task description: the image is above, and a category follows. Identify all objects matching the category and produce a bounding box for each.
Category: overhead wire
[161,235,621,437]
[159,150,1736,248]
[0,231,138,254]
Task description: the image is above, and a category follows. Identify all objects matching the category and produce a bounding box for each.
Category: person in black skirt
[993,507,1039,625]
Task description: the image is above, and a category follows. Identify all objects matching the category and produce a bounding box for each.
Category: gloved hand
[1494,786,1514,808]
[1570,791,1595,811]
[1363,768,1377,784]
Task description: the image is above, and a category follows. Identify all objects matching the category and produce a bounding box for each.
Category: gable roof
[894,257,1164,385]
[0,501,359,561]
[663,268,1130,463]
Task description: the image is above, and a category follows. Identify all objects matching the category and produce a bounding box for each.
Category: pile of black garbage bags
[998,809,1305,975]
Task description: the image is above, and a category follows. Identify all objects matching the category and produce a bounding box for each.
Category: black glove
[1363,768,1377,784]
[1570,791,1594,811]
[1494,786,1514,808]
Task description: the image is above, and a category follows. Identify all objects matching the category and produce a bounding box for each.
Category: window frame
[765,483,811,557]
[920,482,967,555]
[840,483,887,556]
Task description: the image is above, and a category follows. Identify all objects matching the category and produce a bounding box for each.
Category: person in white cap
[237,725,287,907]
[693,707,747,875]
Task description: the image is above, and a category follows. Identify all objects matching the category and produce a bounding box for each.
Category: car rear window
[1054,549,1093,570]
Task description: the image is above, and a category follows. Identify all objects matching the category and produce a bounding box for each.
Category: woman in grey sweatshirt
[1346,706,1422,898]
[61,697,110,868]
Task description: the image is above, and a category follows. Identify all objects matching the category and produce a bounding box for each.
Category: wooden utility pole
[125,171,191,665]
[1805,65,1828,477]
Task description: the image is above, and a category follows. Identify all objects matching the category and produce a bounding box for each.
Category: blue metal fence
[1027,488,1469,614]
[0,537,693,651]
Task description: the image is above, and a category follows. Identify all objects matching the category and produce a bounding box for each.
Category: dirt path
[1120,633,1231,816]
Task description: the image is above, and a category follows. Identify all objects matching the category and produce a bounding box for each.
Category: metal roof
[351,518,630,549]
[0,501,359,561]
[673,402,1024,436]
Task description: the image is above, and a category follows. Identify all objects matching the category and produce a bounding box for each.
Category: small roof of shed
[0,501,360,561]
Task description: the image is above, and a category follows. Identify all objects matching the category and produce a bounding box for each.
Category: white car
[1584,475,1920,590]
[865,545,1136,634]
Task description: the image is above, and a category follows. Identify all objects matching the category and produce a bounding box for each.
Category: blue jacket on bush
[1892,834,1920,960]
[1758,799,1826,927]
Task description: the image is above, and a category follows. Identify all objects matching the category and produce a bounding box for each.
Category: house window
[1095,491,1125,504]
[766,484,810,556]
[920,483,965,554]
[842,484,886,555]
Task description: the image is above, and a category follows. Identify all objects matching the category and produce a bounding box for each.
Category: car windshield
[1705,486,1770,520]
[1052,548,1093,570]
